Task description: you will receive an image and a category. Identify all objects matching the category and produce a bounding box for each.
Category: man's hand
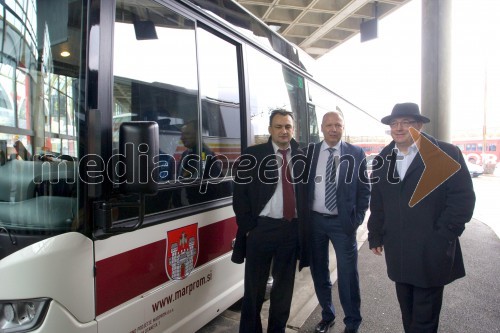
[371,246,384,256]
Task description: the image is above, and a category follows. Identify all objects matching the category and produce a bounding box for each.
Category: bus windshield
[0,1,85,259]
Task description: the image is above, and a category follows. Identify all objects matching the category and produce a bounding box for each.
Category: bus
[354,142,386,158]
[452,138,499,166]
[354,138,499,169]
[0,1,384,332]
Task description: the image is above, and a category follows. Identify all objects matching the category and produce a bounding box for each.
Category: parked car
[466,161,484,178]
[494,163,500,177]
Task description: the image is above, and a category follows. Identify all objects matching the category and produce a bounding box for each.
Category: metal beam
[300,0,372,48]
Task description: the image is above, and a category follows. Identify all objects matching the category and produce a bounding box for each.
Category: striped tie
[325,148,337,211]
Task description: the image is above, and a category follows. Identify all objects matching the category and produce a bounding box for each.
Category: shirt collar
[396,142,418,155]
[272,141,290,154]
[321,140,342,152]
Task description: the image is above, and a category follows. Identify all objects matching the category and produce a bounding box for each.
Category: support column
[421,0,452,141]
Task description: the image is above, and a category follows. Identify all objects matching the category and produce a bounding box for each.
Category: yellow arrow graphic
[408,128,461,207]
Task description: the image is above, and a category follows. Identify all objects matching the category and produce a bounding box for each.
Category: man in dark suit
[232,109,309,333]
[368,103,475,333]
[307,111,370,333]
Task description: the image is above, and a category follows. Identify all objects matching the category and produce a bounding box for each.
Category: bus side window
[246,47,307,145]
[197,27,241,190]
[111,3,239,222]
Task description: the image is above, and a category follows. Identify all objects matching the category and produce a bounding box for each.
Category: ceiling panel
[236,0,412,59]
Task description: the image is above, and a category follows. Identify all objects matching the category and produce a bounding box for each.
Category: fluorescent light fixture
[269,24,281,32]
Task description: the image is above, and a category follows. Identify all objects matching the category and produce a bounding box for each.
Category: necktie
[325,148,337,212]
[279,149,296,221]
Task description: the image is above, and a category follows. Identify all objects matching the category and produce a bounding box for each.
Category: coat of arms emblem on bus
[165,223,199,280]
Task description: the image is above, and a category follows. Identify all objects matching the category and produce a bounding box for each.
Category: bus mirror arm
[93,194,146,238]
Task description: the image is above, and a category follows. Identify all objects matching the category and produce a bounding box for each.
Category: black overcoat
[368,133,475,288]
[231,138,310,270]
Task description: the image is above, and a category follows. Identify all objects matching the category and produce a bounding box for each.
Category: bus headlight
[0,298,50,332]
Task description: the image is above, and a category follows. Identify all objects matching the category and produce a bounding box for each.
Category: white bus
[0,1,382,332]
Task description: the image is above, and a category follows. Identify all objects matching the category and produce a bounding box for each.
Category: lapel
[403,150,424,180]
[337,141,348,190]
[381,142,401,181]
[403,132,437,180]
[309,142,322,192]
[382,141,424,183]
[263,139,279,180]
[311,142,321,175]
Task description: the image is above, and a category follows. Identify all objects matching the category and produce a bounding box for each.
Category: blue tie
[325,148,337,212]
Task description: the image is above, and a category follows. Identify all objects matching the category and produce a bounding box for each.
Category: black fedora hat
[381,103,430,125]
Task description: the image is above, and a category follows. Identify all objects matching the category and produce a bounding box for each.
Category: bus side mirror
[119,121,159,195]
[94,121,159,238]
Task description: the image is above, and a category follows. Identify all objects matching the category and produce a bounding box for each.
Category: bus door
[93,1,244,332]
[0,1,96,332]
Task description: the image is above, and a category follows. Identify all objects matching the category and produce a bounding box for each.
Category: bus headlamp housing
[0,298,50,332]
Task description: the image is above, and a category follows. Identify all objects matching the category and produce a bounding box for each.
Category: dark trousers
[239,217,299,333]
[395,282,445,333]
[310,213,361,330]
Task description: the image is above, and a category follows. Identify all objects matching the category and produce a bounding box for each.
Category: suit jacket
[231,138,310,270]
[307,141,371,235]
[367,133,476,288]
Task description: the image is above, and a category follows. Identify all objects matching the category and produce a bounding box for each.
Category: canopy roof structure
[235,0,411,59]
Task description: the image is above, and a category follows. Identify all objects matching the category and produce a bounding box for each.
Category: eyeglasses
[389,120,417,129]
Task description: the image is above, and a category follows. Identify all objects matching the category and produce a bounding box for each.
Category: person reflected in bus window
[368,103,476,333]
[232,109,309,333]
[13,140,32,161]
[306,110,370,333]
[177,120,224,205]
[179,120,210,179]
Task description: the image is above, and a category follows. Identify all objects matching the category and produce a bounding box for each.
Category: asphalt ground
[197,217,500,333]
[298,218,500,333]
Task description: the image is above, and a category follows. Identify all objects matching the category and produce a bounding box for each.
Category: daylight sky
[315,0,500,136]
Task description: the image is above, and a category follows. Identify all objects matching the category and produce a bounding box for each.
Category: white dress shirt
[396,142,418,180]
[260,142,296,219]
[312,140,341,215]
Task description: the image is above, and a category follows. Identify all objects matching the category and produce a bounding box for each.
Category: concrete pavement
[197,217,500,333]
[298,218,500,333]
[196,222,368,333]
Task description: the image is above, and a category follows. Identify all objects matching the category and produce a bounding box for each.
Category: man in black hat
[367,102,475,333]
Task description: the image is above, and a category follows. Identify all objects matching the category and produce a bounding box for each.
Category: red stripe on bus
[95,217,237,315]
